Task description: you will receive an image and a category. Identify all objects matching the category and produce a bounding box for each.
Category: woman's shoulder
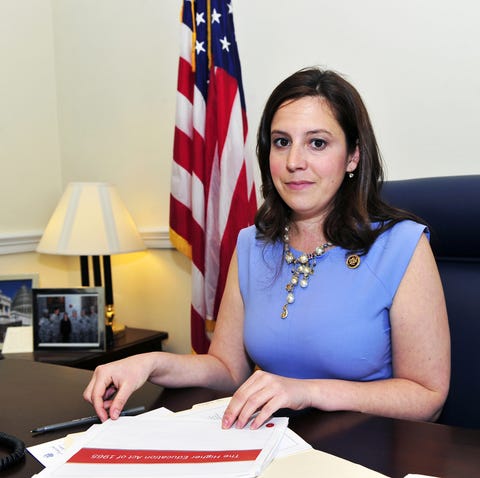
[237,225,281,264]
[364,220,429,290]
[237,225,260,254]
[368,220,429,258]
[367,219,429,265]
[238,224,257,241]
[377,219,429,243]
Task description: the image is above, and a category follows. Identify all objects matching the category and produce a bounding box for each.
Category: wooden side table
[2,327,169,370]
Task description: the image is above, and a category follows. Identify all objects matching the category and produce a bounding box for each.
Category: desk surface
[2,359,479,478]
[3,327,168,370]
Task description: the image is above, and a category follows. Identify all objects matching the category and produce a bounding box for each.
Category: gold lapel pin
[346,254,361,269]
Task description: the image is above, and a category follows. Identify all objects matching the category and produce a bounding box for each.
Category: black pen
[31,406,146,435]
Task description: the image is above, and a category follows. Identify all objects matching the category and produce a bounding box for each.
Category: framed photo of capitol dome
[0,273,39,350]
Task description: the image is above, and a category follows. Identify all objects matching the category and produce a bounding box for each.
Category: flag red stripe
[177,57,194,104]
[169,196,192,245]
[190,305,211,353]
[211,68,241,158]
[192,129,207,185]
[214,165,253,317]
[173,127,193,173]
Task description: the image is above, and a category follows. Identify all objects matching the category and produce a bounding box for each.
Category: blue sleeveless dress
[237,220,427,381]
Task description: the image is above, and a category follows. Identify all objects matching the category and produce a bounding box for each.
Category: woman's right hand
[83,353,156,422]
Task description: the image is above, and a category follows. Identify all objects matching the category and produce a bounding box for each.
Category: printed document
[33,415,288,477]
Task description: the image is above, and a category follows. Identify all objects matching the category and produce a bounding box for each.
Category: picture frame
[0,273,39,349]
[32,287,105,351]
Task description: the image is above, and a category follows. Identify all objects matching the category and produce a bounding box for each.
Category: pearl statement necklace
[281,225,333,319]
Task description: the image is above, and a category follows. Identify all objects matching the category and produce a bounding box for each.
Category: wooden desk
[2,359,480,478]
[3,327,168,370]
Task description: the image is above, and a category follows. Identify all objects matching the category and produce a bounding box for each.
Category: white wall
[233,0,480,180]
[51,0,180,229]
[1,0,479,353]
[0,0,62,234]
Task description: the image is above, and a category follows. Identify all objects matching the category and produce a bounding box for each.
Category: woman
[59,311,72,343]
[84,67,450,429]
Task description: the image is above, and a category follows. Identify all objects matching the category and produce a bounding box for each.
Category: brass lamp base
[105,304,126,347]
[111,321,126,336]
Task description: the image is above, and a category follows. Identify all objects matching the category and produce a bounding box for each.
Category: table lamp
[36,182,146,341]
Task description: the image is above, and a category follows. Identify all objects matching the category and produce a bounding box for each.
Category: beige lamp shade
[37,182,145,256]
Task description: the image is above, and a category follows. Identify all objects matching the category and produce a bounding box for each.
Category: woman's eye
[311,138,327,149]
[272,137,290,148]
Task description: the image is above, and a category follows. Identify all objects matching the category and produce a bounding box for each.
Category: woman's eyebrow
[271,128,334,136]
[305,128,333,136]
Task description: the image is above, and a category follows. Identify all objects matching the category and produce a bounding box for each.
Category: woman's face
[269,96,359,223]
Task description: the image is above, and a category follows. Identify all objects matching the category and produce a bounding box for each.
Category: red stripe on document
[68,447,261,464]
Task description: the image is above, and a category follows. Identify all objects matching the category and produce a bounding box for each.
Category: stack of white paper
[33,414,289,478]
[30,399,392,478]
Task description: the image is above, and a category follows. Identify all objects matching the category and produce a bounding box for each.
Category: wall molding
[0,232,42,255]
[0,228,173,255]
[140,228,174,250]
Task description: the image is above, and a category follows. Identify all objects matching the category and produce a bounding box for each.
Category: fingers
[249,395,280,430]
[103,385,118,401]
[105,388,131,420]
[83,364,137,422]
[83,373,110,422]
[83,370,114,422]
[222,371,284,430]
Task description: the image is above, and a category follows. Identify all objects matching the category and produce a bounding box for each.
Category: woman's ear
[346,144,360,172]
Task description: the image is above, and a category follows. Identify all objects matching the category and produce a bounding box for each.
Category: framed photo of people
[32,287,105,351]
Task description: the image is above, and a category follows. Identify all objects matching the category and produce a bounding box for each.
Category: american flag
[169,0,257,353]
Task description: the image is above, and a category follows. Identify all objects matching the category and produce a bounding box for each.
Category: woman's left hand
[221,370,311,429]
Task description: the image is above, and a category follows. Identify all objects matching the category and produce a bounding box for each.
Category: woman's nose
[286,145,307,171]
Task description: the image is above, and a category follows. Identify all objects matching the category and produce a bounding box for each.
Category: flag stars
[196,12,205,26]
[227,2,233,14]
[195,40,206,55]
[220,36,231,52]
[211,8,221,24]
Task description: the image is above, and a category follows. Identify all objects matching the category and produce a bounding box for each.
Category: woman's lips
[285,180,314,190]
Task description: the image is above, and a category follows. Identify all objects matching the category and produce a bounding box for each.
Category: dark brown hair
[255,67,421,254]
